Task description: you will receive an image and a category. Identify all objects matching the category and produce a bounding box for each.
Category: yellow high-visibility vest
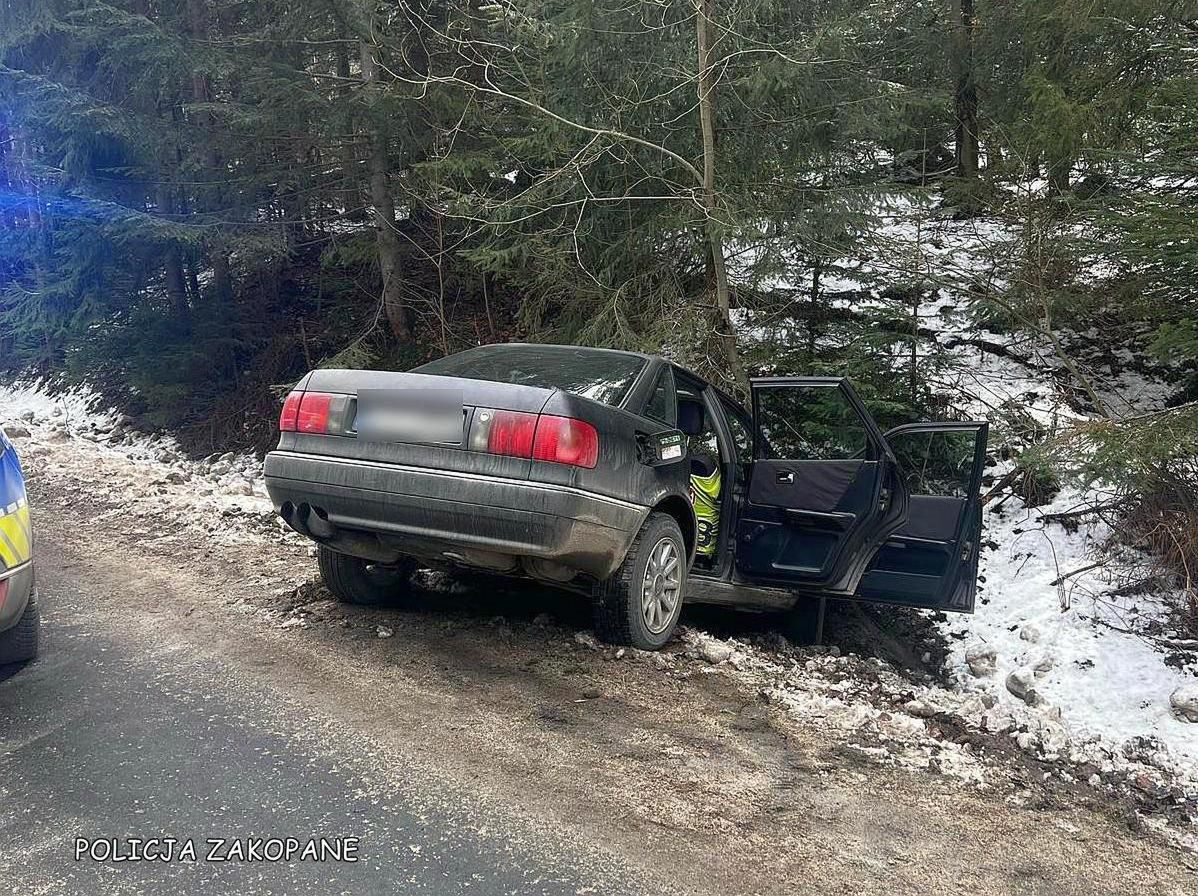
[689,467,721,557]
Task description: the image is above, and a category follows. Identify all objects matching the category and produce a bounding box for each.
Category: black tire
[0,591,40,664]
[317,546,415,606]
[593,513,687,650]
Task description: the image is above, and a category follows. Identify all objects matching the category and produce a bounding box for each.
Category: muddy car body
[265,344,987,648]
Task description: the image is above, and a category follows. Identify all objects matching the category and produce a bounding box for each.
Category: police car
[0,429,38,664]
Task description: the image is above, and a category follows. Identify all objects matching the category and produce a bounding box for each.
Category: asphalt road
[0,561,642,896]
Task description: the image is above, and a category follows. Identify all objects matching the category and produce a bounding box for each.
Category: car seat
[678,399,721,559]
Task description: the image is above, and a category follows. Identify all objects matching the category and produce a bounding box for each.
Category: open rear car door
[855,422,988,611]
[735,378,909,594]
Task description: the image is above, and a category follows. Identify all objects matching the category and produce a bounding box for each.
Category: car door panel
[897,494,965,541]
[855,422,987,611]
[735,378,908,594]
[747,459,867,512]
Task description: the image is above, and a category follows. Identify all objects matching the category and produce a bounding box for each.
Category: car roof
[457,342,708,374]
[454,342,654,362]
[442,342,744,413]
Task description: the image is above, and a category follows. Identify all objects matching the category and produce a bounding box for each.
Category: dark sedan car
[265,344,987,649]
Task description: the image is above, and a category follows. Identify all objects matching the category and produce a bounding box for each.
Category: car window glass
[643,368,676,426]
[690,427,719,462]
[677,380,719,463]
[888,429,979,498]
[720,398,753,467]
[414,346,646,407]
[755,385,867,460]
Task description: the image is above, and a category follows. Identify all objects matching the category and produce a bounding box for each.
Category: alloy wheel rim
[641,537,681,634]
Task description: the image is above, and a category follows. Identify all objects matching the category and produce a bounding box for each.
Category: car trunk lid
[281,369,559,479]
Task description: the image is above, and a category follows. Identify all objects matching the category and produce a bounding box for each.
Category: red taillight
[532,415,599,468]
[487,410,538,458]
[296,393,333,434]
[282,392,349,435]
[279,392,302,432]
[469,409,598,467]
[0,578,8,614]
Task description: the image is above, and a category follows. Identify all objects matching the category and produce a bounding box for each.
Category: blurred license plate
[355,389,465,444]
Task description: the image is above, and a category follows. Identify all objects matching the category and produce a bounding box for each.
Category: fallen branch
[1036,499,1127,525]
[941,336,1033,364]
[980,468,1020,505]
[1050,560,1105,587]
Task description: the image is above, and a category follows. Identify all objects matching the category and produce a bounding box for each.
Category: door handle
[776,470,794,484]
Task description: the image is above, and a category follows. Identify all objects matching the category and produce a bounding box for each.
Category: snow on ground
[738,193,1181,417]
[959,484,1198,769]
[0,379,271,519]
[736,196,1198,782]
[863,210,1197,773]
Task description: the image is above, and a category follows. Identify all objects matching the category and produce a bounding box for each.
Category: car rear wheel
[0,591,40,665]
[317,545,415,606]
[593,513,686,650]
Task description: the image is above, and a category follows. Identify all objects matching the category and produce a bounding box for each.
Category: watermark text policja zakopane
[75,836,360,863]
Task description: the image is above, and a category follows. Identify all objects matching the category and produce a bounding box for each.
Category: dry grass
[1119,473,1198,638]
[1036,407,1198,639]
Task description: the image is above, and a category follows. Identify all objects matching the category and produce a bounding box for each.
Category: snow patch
[0,380,270,517]
[735,192,1197,782]
[951,484,1198,770]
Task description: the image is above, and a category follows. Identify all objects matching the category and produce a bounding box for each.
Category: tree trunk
[212,251,233,305]
[164,247,190,322]
[1047,158,1072,196]
[360,35,411,343]
[695,0,747,392]
[808,258,821,362]
[186,261,201,303]
[909,289,920,403]
[188,0,234,304]
[335,40,362,217]
[952,0,979,179]
[157,185,190,323]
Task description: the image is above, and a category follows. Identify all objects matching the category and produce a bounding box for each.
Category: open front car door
[855,422,988,611]
[735,378,908,594]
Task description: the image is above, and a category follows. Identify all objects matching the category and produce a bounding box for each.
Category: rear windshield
[414,345,646,407]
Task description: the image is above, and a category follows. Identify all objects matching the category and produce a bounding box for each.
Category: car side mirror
[638,430,687,466]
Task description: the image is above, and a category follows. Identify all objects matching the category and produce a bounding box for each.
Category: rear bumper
[263,451,647,580]
[0,562,34,634]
